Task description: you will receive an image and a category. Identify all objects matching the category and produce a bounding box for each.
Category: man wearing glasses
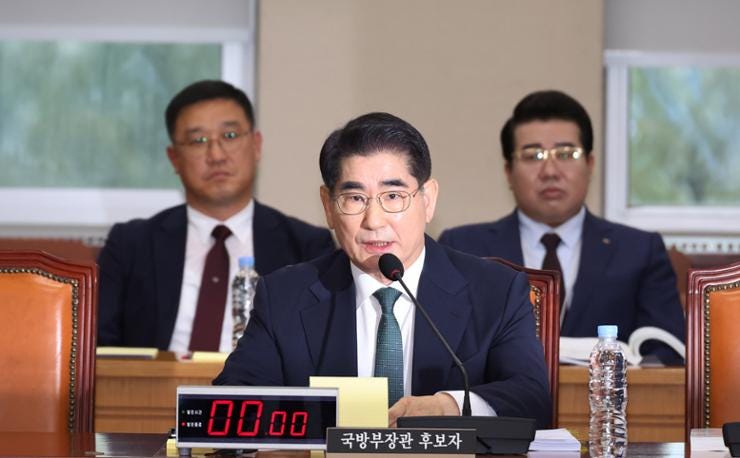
[98,80,334,353]
[439,90,685,365]
[215,112,552,428]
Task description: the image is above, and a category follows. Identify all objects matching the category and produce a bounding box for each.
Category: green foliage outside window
[629,67,740,207]
[0,41,221,189]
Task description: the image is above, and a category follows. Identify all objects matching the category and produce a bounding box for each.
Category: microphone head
[378,253,404,281]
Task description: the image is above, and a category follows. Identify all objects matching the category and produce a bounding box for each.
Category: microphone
[378,253,537,455]
[378,253,472,416]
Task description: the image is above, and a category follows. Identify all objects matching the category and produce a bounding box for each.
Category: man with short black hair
[215,112,552,428]
[98,80,335,352]
[439,90,685,364]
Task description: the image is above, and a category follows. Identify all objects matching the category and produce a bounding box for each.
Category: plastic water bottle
[231,256,259,349]
[588,325,628,457]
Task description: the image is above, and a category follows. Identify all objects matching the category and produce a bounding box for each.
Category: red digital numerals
[206,400,309,437]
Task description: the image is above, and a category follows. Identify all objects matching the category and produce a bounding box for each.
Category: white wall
[256,0,604,236]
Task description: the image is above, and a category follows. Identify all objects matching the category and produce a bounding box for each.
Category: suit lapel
[563,212,615,334]
[300,252,357,376]
[412,237,470,394]
[488,211,525,264]
[152,205,188,349]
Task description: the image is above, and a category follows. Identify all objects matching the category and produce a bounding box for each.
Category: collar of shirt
[518,205,585,253]
[350,249,425,307]
[186,200,255,245]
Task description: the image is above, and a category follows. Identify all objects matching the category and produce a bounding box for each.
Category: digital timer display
[176,386,338,450]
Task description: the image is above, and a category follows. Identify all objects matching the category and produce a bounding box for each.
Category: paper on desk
[310,376,388,427]
[96,346,158,359]
[190,351,229,363]
[691,428,730,452]
[529,428,581,452]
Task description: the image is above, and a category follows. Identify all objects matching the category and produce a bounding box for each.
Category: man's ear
[421,178,439,223]
[586,152,595,177]
[319,185,335,230]
[252,130,263,162]
[504,161,514,190]
[166,145,180,175]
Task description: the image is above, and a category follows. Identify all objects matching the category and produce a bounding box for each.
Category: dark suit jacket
[214,236,552,428]
[438,210,686,364]
[97,201,335,349]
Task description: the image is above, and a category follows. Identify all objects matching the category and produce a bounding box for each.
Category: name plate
[326,428,476,454]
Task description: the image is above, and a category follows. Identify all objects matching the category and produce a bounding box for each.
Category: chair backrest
[668,246,692,313]
[0,238,100,264]
[487,257,560,427]
[0,250,97,433]
[686,260,740,433]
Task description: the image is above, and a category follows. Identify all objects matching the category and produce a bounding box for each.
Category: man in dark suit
[98,80,334,352]
[215,112,551,428]
[439,90,685,364]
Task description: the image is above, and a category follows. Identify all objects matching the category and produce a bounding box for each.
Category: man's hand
[387,392,460,427]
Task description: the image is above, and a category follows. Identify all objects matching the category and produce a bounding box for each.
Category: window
[0,1,256,238]
[604,51,740,235]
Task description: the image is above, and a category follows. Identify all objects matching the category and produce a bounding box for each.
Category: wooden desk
[96,359,686,442]
[95,358,224,433]
[0,432,167,457]
[558,365,685,442]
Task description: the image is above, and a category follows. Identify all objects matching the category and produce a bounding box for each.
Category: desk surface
[0,432,167,457]
[0,433,689,458]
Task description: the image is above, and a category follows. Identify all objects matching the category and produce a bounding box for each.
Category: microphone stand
[392,274,472,416]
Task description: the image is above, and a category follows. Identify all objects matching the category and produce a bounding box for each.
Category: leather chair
[686,260,740,433]
[0,238,100,264]
[487,257,560,427]
[0,250,97,433]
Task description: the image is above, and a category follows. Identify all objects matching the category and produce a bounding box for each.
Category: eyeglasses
[174,130,251,155]
[333,187,423,215]
[514,146,584,164]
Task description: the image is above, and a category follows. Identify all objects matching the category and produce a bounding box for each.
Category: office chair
[487,257,561,427]
[686,260,740,434]
[0,250,97,433]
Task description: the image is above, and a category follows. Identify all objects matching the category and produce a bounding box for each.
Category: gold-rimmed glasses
[333,187,423,215]
[514,146,584,164]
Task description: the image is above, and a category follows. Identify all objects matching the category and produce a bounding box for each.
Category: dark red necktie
[190,225,232,351]
[541,233,565,311]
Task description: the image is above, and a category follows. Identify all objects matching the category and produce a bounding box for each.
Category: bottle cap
[238,256,255,269]
[597,325,618,338]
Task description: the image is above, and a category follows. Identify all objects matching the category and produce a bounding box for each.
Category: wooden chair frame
[0,250,97,432]
[487,257,560,427]
[686,260,740,434]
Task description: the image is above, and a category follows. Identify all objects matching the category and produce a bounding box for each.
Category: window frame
[0,3,256,238]
[604,50,740,235]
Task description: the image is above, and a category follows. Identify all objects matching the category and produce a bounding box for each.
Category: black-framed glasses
[514,146,584,164]
[333,187,423,215]
[174,130,251,155]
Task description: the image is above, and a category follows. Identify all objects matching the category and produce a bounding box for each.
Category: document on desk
[528,428,581,452]
[690,428,730,456]
[96,346,158,359]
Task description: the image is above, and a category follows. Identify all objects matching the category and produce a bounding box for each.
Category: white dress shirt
[169,201,255,353]
[518,206,585,324]
[352,249,495,416]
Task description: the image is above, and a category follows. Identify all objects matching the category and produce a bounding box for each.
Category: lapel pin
[602,238,611,245]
